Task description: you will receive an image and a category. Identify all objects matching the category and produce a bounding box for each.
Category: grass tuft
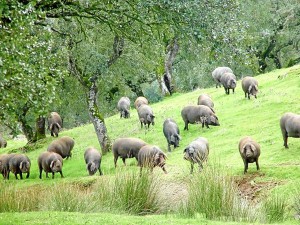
[179,165,260,222]
[263,193,289,223]
[112,170,159,215]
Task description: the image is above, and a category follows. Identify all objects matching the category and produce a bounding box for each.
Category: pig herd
[115,66,299,175]
[0,66,299,180]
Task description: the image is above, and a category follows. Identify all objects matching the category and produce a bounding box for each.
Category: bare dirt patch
[234,172,282,204]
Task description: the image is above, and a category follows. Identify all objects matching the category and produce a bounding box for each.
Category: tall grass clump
[0,183,44,212]
[112,171,159,215]
[179,165,259,222]
[263,193,288,223]
[293,189,300,220]
[40,183,97,213]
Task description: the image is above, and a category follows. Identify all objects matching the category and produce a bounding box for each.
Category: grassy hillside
[1,65,300,224]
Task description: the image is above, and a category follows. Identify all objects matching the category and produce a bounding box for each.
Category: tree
[0,0,184,148]
[46,0,188,152]
[0,1,66,143]
[241,0,300,73]
[66,26,124,153]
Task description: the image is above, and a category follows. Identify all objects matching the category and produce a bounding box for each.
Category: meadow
[1,65,300,224]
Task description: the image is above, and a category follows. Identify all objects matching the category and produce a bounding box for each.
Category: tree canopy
[0,0,299,145]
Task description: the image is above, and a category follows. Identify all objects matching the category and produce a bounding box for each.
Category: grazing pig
[0,135,7,148]
[183,137,209,174]
[212,67,233,88]
[112,137,147,167]
[8,154,31,180]
[84,147,103,176]
[38,151,64,179]
[220,72,237,95]
[280,112,300,148]
[138,145,167,174]
[48,112,63,137]
[47,136,75,159]
[239,136,260,174]
[163,118,181,152]
[0,154,8,178]
[0,153,16,179]
[137,104,155,128]
[241,76,258,99]
[117,97,131,118]
[197,94,215,113]
[134,96,148,109]
[181,105,220,130]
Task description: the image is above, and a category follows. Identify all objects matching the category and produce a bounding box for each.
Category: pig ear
[183,148,187,153]
[188,147,195,154]
[162,153,167,159]
[248,85,253,93]
[56,123,61,130]
[49,124,53,130]
[177,135,181,140]
[170,135,175,143]
[154,152,160,161]
[19,162,23,170]
[250,144,256,151]
[254,85,258,91]
[147,114,151,121]
[86,163,90,171]
[242,145,247,153]
[50,160,55,169]
[227,79,231,86]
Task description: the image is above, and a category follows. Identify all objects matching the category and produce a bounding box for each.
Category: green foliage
[142,81,163,103]
[240,0,300,72]
[0,1,66,136]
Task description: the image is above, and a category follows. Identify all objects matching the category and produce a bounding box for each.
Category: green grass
[1,65,300,224]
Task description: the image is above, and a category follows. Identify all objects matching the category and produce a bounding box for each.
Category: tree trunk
[161,37,179,95]
[87,81,110,154]
[68,35,123,154]
[158,74,170,95]
[33,116,46,142]
[18,102,34,143]
[19,118,34,143]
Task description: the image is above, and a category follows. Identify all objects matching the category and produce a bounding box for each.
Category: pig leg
[256,159,260,171]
